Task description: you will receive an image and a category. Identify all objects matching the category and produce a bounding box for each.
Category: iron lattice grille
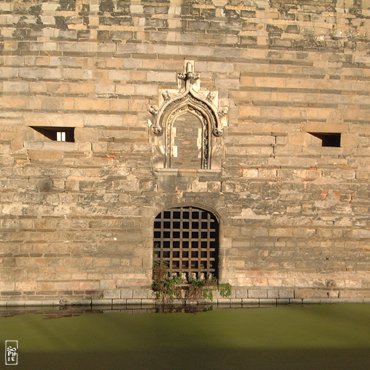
[153,207,219,281]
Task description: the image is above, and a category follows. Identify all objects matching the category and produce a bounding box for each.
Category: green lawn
[1,304,370,370]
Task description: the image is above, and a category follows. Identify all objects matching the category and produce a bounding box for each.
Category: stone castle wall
[0,0,369,304]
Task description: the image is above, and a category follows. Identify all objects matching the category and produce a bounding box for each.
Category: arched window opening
[153,206,219,282]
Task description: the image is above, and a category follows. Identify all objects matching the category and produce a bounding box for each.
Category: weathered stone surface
[0,0,369,303]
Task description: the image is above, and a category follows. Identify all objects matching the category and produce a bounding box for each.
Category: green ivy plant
[152,262,232,303]
[218,283,232,298]
[186,279,214,301]
[151,262,183,302]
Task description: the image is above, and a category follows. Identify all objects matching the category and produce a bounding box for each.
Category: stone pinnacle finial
[177,61,199,90]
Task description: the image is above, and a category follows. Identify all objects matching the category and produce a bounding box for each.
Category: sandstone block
[28,150,63,161]
[103,290,120,299]
[248,289,268,299]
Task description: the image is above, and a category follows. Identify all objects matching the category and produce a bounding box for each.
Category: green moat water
[1,304,369,370]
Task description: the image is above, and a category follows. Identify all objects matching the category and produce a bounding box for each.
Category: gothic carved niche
[149,60,228,170]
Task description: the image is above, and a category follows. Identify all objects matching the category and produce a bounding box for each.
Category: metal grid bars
[153,207,219,281]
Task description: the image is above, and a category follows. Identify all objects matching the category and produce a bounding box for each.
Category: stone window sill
[24,141,91,152]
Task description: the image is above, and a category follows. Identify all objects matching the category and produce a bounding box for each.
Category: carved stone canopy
[148,60,228,137]
[148,60,228,170]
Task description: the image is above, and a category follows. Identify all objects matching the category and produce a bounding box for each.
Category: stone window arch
[149,60,228,171]
[153,206,219,281]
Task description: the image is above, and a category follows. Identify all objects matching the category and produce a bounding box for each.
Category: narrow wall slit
[308,132,341,147]
[30,127,75,142]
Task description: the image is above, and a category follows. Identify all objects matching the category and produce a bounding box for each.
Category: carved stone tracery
[149,60,228,170]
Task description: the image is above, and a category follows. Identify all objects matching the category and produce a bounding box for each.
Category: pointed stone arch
[149,60,228,170]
